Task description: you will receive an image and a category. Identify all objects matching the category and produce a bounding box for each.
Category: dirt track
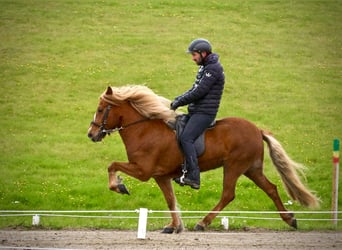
[0,229,341,250]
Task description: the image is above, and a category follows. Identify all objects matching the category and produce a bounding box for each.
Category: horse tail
[262,130,320,208]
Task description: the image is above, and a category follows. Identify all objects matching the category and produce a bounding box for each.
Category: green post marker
[333,139,340,154]
[332,139,339,225]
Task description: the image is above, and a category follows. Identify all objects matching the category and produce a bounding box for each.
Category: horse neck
[119,102,146,127]
[118,102,169,146]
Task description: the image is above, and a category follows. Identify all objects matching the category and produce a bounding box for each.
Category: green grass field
[0,0,341,231]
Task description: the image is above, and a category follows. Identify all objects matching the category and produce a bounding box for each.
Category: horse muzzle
[87,129,106,142]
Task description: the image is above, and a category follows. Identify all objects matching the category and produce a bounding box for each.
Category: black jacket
[174,53,225,116]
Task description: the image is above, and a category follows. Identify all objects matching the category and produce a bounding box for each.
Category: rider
[171,38,225,189]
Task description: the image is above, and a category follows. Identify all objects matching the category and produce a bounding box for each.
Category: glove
[170,100,180,110]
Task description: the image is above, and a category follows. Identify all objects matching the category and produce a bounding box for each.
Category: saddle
[168,114,215,157]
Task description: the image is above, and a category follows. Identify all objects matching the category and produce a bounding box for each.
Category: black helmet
[187,38,212,53]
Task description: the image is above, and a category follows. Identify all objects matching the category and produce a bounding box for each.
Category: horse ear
[106,86,113,95]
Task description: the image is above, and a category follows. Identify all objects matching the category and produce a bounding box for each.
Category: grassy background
[0,0,341,230]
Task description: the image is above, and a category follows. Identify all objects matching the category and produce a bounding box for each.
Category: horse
[87,85,320,233]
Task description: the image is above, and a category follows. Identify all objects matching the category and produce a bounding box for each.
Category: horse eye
[97,108,103,113]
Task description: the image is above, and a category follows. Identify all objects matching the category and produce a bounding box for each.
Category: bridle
[90,105,148,135]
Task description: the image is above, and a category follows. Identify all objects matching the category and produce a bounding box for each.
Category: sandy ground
[0,229,341,250]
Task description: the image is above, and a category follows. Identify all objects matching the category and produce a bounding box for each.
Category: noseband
[90,105,148,135]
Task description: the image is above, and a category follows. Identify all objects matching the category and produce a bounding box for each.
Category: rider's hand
[170,100,179,110]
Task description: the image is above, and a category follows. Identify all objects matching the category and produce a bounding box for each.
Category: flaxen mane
[101,85,179,123]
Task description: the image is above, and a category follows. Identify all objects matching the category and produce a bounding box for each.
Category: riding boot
[183,156,200,189]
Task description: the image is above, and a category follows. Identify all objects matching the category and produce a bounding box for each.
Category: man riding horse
[171,38,225,189]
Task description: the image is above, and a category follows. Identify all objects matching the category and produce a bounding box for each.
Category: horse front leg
[108,161,149,195]
[154,176,183,234]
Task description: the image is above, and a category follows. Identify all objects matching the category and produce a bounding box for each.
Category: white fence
[1,209,340,238]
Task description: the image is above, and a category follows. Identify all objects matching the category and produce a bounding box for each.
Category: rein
[91,105,149,135]
[102,117,149,134]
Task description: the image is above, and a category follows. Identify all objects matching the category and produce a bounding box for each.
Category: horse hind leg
[244,164,297,229]
[194,169,238,231]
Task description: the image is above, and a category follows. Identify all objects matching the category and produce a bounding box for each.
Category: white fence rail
[1,209,340,238]
[1,209,340,221]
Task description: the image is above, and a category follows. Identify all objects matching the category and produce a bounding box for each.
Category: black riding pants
[180,113,215,164]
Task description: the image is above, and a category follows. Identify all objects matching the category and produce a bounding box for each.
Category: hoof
[161,224,183,234]
[287,212,297,229]
[162,227,175,234]
[194,224,205,231]
[118,184,130,195]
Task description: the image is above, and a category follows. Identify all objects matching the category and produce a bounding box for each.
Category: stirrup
[174,165,187,186]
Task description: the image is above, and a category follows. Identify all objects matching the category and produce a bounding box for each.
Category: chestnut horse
[87,85,319,233]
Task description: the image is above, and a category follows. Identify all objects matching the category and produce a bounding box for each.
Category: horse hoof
[118,184,130,195]
[194,224,205,231]
[161,227,175,234]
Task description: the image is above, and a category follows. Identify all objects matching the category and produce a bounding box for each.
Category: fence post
[137,208,148,239]
[332,139,340,225]
[221,216,229,230]
[32,214,40,226]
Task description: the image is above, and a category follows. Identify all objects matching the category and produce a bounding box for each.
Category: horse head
[87,87,123,142]
[88,85,178,143]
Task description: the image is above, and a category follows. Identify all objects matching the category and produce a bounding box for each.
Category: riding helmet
[187,38,212,53]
